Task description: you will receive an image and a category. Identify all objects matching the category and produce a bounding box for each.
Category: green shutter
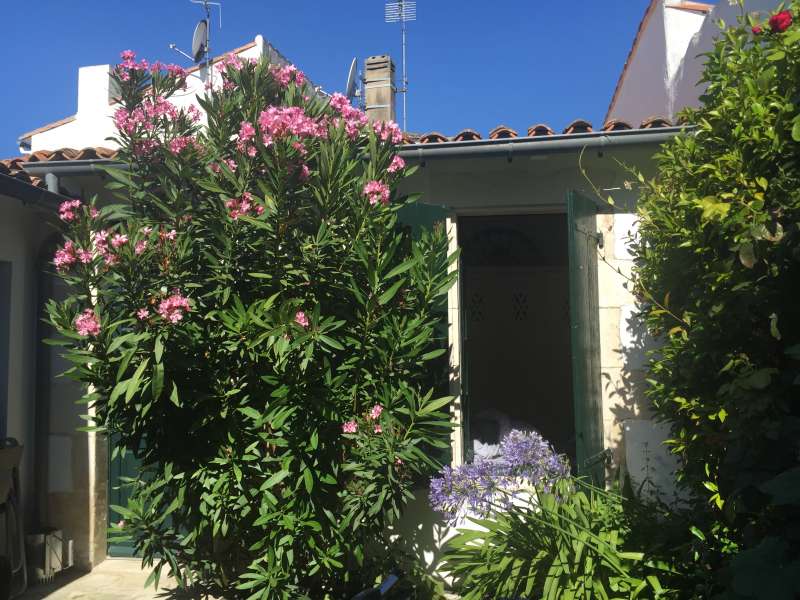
[567,191,605,483]
[108,436,140,557]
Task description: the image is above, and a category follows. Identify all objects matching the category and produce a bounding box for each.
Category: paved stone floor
[17,558,175,600]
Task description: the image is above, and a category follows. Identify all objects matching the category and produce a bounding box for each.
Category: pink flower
[111,234,129,249]
[294,310,309,328]
[53,241,76,271]
[134,240,147,255]
[369,404,383,420]
[77,249,93,264]
[329,93,368,139]
[395,457,403,466]
[186,104,202,122]
[373,424,383,434]
[74,309,101,337]
[752,24,763,34]
[140,226,153,235]
[769,10,793,33]
[136,308,150,321]
[270,64,305,87]
[299,164,310,181]
[120,50,136,62]
[373,120,403,144]
[387,155,405,173]
[239,121,256,142]
[165,229,177,241]
[225,158,237,172]
[342,420,358,434]
[363,180,391,206]
[90,207,99,219]
[58,199,82,222]
[168,136,195,155]
[257,106,327,142]
[157,293,191,324]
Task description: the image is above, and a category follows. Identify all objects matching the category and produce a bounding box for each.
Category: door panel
[567,191,605,482]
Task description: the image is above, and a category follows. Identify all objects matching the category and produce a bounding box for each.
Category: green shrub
[440,479,674,599]
[47,52,455,598]
[632,3,800,596]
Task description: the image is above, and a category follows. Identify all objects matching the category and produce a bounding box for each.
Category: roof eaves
[665,1,713,14]
[18,115,77,146]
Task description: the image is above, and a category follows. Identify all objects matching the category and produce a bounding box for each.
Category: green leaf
[378,279,404,305]
[418,395,453,415]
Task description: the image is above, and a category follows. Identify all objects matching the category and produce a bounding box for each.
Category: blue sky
[1,0,663,158]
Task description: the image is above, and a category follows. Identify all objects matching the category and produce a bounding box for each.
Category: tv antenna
[169,0,222,81]
[385,0,415,131]
[344,57,364,108]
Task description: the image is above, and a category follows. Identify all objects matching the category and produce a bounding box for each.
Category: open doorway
[459,214,576,464]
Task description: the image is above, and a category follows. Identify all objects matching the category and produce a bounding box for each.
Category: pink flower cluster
[257,106,328,144]
[53,241,92,271]
[168,136,199,155]
[341,405,386,436]
[157,293,191,324]
[116,50,149,81]
[58,199,82,222]
[369,404,383,420]
[210,158,237,173]
[92,230,118,265]
[294,310,309,328]
[387,155,405,174]
[329,93,369,140]
[75,309,101,337]
[215,53,244,74]
[342,420,358,434]
[225,192,264,219]
[373,120,403,144]
[270,64,306,88]
[237,121,257,156]
[113,96,179,135]
[363,180,391,206]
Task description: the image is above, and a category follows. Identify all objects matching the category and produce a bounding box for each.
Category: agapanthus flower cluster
[363,180,391,206]
[429,429,571,521]
[270,64,306,88]
[329,93,369,140]
[225,192,264,220]
[58,199,82,222]
[74,308,101,337]
[157,293,191,324]
[257,106,328,144]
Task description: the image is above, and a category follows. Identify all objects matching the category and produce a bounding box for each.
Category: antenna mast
[385,0,415,131]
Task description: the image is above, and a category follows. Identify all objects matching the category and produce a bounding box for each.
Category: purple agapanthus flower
[429,429,571,521]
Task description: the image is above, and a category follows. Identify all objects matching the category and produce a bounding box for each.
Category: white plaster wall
[30,36,275,153]
[607,2,670,126]
[671,0,782,117]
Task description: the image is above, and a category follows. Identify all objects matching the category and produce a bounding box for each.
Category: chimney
[77,65,112,118]
[364,55,396,124]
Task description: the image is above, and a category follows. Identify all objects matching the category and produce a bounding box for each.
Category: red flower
[752,24,763,35]
[769,10,792,33]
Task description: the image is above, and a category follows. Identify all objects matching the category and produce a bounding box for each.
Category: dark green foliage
[440,479,674,599]
[47,56,455,598]
[632,4,800,596]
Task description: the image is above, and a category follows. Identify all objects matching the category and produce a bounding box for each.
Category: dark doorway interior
[460,214,575,464]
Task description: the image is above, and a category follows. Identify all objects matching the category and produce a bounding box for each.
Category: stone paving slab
[17,558,175,600]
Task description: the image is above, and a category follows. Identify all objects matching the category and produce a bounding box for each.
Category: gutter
[21,159,121,177]
[0,173,68,210]
[398,126,686,162]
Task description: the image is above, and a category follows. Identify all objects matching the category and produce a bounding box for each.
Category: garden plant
[47,52,456,598]
[630,2,800,597]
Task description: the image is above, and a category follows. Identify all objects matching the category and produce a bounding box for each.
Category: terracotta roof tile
[602,119,633,132]
[563,119,593,134]
[0,157,44,189]
[418,132,450,144]
[489,125,518,140]
[26,147,119,162]
[640,116,672,129]
[453,129,482,141]
[527,124,555,137]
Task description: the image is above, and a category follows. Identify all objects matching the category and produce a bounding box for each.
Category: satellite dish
[192,19,209,62]
[345,57,358,100]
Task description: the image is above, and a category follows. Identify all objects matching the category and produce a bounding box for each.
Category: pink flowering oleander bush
[46,51,456,598]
